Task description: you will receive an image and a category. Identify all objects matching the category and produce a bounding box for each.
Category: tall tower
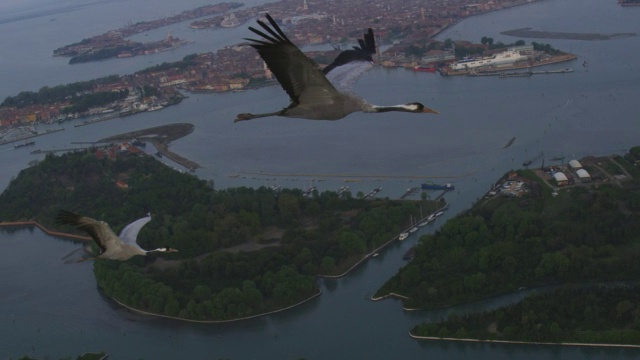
[303,0,308,11]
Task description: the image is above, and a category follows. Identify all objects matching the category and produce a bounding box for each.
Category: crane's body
[235,14,438,122]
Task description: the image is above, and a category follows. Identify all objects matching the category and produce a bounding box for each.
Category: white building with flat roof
[553,172,569,186]
[569,159,583,169]
[576,168,591,181]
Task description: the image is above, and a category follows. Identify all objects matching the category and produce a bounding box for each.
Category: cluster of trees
[625,146,640,167]
[69,45,137,64]
[94,257,316,320]
[412,285,640,345]
[422,37,565,61]
[17,351,107,360]
[62,89,129,114]
[376,159,640,310]
[460,37,526,55]
[1,75,120,108]
[0,149,440,321]
[531,41,561,55]
[137,54,199,74]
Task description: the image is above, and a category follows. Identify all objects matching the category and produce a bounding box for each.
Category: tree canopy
[0,149,441,321]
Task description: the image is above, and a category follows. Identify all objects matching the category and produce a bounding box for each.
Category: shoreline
[320,203,449,279]
[409,333,640,349]
[0,220,323,323]
[110,289,323,324]
[0,202,447,323]
[0,220,91,242]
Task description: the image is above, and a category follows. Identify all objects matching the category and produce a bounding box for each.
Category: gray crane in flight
[56,210,178,261]
[234,13,439,122]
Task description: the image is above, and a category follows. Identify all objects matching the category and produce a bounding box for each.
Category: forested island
[412,286,640,346]
[0,148,442,322]
[376,147,640,346]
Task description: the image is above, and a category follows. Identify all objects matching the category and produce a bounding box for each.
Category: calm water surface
[1,0,640,358]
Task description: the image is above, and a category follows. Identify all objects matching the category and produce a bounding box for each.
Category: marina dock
[0,127,64,146]
[400,186,420,199]
[363,187,382,199]
[468,68,574,78]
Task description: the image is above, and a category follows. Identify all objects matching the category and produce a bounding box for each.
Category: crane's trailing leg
[234,109,286,122]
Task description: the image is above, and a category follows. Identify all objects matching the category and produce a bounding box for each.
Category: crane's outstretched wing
[245,14,339,104]
[56,210,118,254]
[323,28,376,92]
[118,212,152,247]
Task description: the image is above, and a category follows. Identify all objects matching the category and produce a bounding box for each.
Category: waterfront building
[450,47,530,71]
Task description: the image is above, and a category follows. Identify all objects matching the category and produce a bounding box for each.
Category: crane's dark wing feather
[56,210,119,254]
[323,28,376,75]
[245,14,337,103]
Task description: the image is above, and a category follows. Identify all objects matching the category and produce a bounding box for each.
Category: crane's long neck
[369,104,422,113]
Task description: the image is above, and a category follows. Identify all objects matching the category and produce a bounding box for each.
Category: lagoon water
[1,0,640,358]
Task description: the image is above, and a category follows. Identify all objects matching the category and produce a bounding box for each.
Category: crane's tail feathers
[56,210,82,226]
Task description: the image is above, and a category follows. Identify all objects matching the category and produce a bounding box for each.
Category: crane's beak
[423,107,439,114]
[168,248,179,253]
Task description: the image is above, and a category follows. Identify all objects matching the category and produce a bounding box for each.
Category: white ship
[221,13,241,28]
[450,49,528,71]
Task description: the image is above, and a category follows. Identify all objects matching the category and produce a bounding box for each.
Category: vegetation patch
[376,149,640,345]
[0,149,440,321]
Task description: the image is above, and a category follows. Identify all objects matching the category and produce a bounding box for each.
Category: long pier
[400,187,420,199]
[469,68,574,78]
[0,221,91,242]
[0,128,65,146]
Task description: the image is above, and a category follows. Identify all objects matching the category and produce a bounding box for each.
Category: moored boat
[413,66,437,73]
[421,183,454,190]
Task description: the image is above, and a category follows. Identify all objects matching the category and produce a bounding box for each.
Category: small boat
[399,232,409,241]
[435,211,445,217]
[421,183,455,190]
[372,252,379,258]
[413,66,437,73]
[409,226,418,233]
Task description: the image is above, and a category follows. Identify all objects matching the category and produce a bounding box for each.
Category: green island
[16,351,107,360]
[375,146,640,346]
[0,147,442,322]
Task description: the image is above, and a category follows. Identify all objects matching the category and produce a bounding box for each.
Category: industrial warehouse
[486,154,634,200]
